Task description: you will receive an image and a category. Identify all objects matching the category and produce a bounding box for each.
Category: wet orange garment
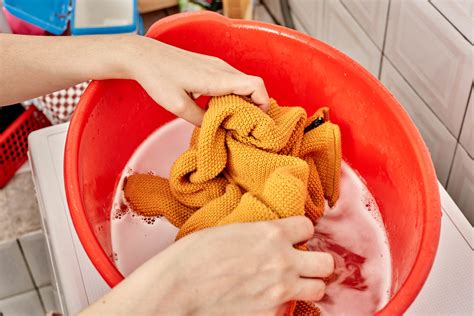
[124,95,341,315]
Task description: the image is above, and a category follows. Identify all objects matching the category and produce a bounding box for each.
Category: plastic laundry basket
[64,12,441,315]
[0,105,50,187]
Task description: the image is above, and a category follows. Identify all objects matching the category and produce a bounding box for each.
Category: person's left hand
[128,36,270,126]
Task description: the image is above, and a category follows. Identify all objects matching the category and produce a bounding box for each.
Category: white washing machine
[28,123,473,315]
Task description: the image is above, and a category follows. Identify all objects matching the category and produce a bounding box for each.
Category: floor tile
[0,290,43,316]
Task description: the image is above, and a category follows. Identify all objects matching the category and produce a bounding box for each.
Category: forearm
[80,248,189,316]
[0,34,139,106]
[0,32,269,124]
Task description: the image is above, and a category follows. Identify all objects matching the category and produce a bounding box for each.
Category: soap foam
[309,163,392,315]
[110,119,194,276]
[111,118,392,314]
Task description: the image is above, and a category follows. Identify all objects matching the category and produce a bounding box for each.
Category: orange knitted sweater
[124,95,341,315]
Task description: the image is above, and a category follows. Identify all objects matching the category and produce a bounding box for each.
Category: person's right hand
[81,216,334,316]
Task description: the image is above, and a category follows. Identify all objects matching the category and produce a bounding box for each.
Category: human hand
[81,216,333,316]
[0,34,268,115]
[127,35,270,126]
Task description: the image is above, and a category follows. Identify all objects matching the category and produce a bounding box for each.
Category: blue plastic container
[3,0,141,35]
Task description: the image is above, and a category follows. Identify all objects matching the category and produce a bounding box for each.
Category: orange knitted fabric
[124,95,341,315]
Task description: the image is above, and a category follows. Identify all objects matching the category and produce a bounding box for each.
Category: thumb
[168,91,205,126]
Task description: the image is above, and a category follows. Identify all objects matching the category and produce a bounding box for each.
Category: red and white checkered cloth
[23,82,89,124]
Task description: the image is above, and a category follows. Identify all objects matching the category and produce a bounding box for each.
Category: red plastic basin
[64,12,441,315]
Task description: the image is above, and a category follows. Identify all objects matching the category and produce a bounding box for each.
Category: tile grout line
[446,83,473,187]
[383,55,464,140]
[340,0,468,141]
[376,0,469,142]
[459,143,473,160]
[382,56,466,187]
[455,83,473,142]
[339,0,385,55]
[0,287,48,302]
[457,84,473,158]
[378,1,471,198]
[377,0,391,80]
[259,1,280,25]
[16,239,46,313]
[428,0,473,45]
[287,6,311,35]
[445,144,458,189]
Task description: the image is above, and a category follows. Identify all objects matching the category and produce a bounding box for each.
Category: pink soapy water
[111,118,392,315]
[307,161,392,315]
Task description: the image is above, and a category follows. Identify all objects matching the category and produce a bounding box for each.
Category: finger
[169,91,205,126]
[232,75,270,111]
[293,250,334,278]
[271,216,315,245]
[292,279,326,302]
[194,74,269,111]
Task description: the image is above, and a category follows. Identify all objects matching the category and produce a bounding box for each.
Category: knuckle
[204,87,212,96]
[272,254,296,279]
[300,217,315,237]
[173,99,188,115]
[251,76,265,88]
[273,253,289,270]
[210,56,227,66]
[296,280,326,302]
[196,85,211,96]
[264,223,285,240]
[320,253,335,277]
[252,76,264,84]
[219,59,230,67]
[313,280,326,301]
[267,283,291,302]
[210,56,221,62]
[259,252,293,277]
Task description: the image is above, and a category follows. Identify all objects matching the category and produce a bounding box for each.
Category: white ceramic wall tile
[381,58,457,185]
[19,231,51,287]
[447,145,474,225]
[431,0,473,42]
[320,0,381,76]
[289,0,325,38]
[39,286,59,313]
[292,11,310,34]
[460,88,473,157]
[0,290,43,316]
[341,0,389,49]
[289,0,381,75]
[385,0,472,136]
[254,4,274,24]
[261,0,284,24]
[0,240,34,299]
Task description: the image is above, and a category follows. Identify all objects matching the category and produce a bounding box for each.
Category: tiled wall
[0,231,58,315]
[264,0,473,225]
